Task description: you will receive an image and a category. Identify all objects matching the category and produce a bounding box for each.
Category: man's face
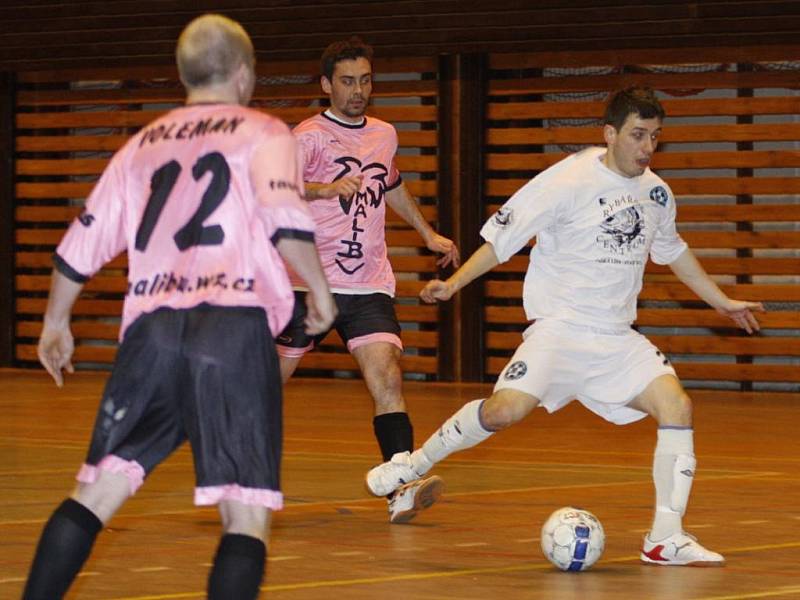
[604,113,662,178]
[321,57,372,122]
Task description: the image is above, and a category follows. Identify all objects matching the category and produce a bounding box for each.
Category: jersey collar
[322,109,367,129]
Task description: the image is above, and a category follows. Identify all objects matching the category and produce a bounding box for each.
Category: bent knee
[481,390,539,431]
[660,392,693,427]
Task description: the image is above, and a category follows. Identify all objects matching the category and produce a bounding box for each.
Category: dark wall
[2,1,800,71]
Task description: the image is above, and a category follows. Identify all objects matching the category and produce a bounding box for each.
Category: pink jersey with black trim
[292,111,402,295]
[56,103,315,339]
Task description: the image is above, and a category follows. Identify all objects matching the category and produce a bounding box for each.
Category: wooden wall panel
[6,37,800,396]
[1,2,800,71]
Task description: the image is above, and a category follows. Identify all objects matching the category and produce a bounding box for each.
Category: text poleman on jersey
[126,271,255,296]
[138,116,245,147]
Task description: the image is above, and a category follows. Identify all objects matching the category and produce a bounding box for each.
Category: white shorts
[494,320,677,425]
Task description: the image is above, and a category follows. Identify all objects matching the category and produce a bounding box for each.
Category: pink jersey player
[27,17,336,600]
[291,111,402,295]
[275,39,458,527]
[56,103,315,339]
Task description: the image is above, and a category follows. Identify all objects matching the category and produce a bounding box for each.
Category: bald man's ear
[234,61,254,104]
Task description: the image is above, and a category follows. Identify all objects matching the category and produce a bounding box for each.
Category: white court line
[130,567,171,573]
[455,542,489,548]
[0,577,25,584]
[330,551,368,557]
[736,519,770,525]
[268,556,303,562]
[515,538,538,543]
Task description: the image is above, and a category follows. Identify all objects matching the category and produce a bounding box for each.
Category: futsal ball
[540,507,605,571]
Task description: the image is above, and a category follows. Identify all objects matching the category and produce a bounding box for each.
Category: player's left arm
[385,182,460,268]
[668,248,765,334]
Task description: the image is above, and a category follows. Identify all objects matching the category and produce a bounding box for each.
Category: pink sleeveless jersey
[291,112,401,295]
[55,103,315,339]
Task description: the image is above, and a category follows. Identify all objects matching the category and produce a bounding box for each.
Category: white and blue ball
[540,507,605,571]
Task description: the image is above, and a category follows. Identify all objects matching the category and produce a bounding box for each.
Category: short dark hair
[603,87,665,130]
[320,36,374,81]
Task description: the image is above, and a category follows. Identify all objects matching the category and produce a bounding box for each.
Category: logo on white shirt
[597,204,646,256]
[649,186,669,207]
[504,361,528,380]
[492,207,513,228]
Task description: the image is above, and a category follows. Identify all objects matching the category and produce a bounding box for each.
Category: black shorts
[276,291,402,357]
[78,304,283,508]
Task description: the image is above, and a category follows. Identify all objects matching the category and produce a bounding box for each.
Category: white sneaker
[641,531,725,566]
[366,451,422,496]
[388,476,444,524]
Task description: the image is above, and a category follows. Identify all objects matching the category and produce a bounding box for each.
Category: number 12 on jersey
[135,151,230,253]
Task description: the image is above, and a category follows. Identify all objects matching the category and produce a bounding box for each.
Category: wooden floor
[2,368,799,600]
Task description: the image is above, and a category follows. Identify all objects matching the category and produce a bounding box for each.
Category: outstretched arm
[38,270,84,386]
[420,242,499,303]
[385,182,460,268]
[669,247,765,333]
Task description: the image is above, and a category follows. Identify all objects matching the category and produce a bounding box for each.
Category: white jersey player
[366,87,764,566]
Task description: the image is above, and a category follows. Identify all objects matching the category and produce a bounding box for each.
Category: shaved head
[176,14,254,89]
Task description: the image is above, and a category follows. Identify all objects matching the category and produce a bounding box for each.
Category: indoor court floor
[2,369,799,599]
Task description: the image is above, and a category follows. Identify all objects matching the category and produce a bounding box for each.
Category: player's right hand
[37,325,75,387]
[304,290,337,335]
[330,175,363,199]
[420,279,455,304]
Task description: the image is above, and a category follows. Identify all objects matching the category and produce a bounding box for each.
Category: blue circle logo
[504,361,528,380]
[650,186,669,207]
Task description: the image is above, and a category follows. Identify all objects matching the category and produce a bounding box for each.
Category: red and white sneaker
[641,531,725,566]
[388,476,444,524]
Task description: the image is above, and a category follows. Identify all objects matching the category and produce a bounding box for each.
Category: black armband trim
[271,228,315,246]
[385,175,403,192]
[53,253,90,283]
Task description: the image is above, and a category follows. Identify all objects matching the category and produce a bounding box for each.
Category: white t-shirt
[480,147,687,329]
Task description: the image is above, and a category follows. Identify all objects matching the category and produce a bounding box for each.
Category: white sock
[650,427,694,540]
[410,399,494,475]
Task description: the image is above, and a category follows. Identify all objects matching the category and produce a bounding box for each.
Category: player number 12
[135,151,230,252]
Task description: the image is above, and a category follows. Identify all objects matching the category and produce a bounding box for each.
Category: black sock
[22,498,103,600]
[207,533,266,600]
[373,412,414,462]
